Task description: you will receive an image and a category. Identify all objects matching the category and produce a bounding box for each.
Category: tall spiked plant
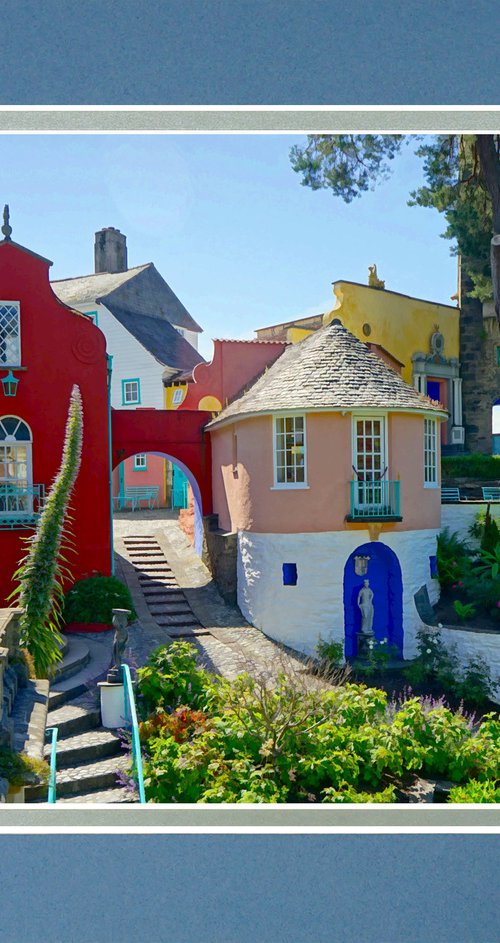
[10,386,83,677]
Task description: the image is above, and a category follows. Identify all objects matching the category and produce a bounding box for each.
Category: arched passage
[111,408,212,556]
[343,541,403,658]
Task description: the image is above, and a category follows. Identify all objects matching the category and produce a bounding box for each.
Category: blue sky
[3,134,457,360]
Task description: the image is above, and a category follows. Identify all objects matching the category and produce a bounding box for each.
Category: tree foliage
[10,386,83,677]
[290,134,500,313]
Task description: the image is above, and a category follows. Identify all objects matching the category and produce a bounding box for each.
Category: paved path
[113,511,319,685]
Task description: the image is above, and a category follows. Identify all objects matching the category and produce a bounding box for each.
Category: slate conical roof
[208,319,446,428]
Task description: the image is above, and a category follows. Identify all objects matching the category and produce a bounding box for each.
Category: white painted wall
[173,326,199,350]
[441,502,500,546]
[237,528,440,659]
[77,303,165,409]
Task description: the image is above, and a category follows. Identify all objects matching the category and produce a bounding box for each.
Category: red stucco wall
[0,240,111,604]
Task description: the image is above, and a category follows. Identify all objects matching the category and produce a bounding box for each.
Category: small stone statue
[368,264,385,289]
[107,608,131,683]
[357,579,374,634]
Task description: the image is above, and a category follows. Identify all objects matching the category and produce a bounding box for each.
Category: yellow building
[255,270,462,449]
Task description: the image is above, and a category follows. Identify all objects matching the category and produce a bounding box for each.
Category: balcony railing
[0,483,45,529]
[348,479,401,521]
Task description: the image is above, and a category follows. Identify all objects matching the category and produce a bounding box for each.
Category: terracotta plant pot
[64,622,113,634]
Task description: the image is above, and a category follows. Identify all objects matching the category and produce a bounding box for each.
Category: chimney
[94,227,128,274]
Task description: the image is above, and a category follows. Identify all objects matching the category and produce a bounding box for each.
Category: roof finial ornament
[2,205,12,241]
[368,264,385,289]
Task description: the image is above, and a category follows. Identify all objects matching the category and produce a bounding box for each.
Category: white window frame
[0,416,33,517]
[351,413,388,511]
[424,417,439,487]
[0,300,21,367]
[172,388,184,405]
[134,453,147,470]
[272,413,308,489]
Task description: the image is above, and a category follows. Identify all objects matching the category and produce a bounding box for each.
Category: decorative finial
[2,205,12,240]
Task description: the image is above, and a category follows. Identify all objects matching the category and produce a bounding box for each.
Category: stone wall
[202,517,238,604]
[460,271,500,454]
[0,608,22,748]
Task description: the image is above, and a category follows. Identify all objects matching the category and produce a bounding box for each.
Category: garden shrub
[404,628,496,710]
[480,506,500,555]
[0,747,49,787]
[136,641,500,804]
[435,529,472,590]
[442,453,500,480]
[64,575,136,625]
[448,779,500,803]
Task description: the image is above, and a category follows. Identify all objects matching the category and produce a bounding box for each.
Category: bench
[482,487,500,501]
[114,486,160,511]
[441,487,462,503]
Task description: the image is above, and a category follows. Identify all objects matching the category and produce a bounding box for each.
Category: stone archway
[343,541,403,658]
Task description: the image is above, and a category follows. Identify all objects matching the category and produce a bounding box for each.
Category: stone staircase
[25,633,137,804]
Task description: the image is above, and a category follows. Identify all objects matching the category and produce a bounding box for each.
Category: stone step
[49,637,112,709]
[142,590,186,600]
[154,613,201,627]
[44,729,123,769]
[54,787,139,804]
[149,606,193,616]
[51,638,91,685]
[47,698,101,738]
[25,753,131,801]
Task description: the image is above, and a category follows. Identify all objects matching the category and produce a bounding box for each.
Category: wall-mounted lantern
[1,371,19,397]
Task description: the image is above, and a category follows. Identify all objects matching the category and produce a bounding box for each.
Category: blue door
[172,464,188,509]
[343,542,403,658]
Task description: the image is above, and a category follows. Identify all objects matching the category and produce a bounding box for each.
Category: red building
[0,215,112,604]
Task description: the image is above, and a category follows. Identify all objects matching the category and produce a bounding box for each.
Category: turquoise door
[172,464,188,509]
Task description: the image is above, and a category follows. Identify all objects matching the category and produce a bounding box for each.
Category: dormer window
[0,302,20,366]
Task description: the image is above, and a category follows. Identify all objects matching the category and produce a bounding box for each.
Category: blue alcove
[343,542,403,658]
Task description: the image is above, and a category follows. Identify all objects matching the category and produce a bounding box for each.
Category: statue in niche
[357,579,374,634]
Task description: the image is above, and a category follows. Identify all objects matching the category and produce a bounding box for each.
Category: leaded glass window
[0,302,20,365]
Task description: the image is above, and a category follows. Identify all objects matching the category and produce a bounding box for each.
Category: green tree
[290,134,500,320]
[9,386,83,676]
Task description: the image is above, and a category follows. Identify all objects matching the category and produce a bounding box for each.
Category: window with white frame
[424,417,438,485]
[0,417,32,515]
[122,378,140,405]
[274,415,306,485]
[0,302,20,365]
[134,453,147,470]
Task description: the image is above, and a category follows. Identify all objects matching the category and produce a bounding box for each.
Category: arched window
[0,417,33,517]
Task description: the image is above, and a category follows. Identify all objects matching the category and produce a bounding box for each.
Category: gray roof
[208,319,445,427]
[103,299,204,373]
[52,262,202,333]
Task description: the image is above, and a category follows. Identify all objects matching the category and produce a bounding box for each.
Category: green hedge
[64,575,136,625]
[442,454,500,480]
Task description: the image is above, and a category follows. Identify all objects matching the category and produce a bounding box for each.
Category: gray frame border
[0,106,499,827]
[0,108,498,131]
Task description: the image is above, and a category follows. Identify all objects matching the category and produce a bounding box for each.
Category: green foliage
[136,641,500,804]
[435,528,472,590]
[290,135,405,202]
[316,636,344,667]
[448,779,500,803]
[404,628,496,710]
[357,637,399,676]
[475,542,500,581]
[442,453,500,480]
[452,600,476,622]
[64,575,135,625]
[289,134,500,302]
[481,506,500,555]
[9,386,83,677]
[0,747,49,787]
[137,640,214,713]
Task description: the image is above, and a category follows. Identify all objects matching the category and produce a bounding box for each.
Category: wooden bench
[441,487,462,502]
[482,487,500,501]
[114,486,160,511]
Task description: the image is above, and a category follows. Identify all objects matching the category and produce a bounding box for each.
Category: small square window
[282,563,298,586]
[122,379,141,405]
[134,453,147,470]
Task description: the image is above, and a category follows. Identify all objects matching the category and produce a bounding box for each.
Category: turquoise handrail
[122,663,146,804]
[349,479,401,520]
[45,726,58,804]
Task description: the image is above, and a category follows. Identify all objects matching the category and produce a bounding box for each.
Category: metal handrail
[122,663,146,804]
[45,726,58,804]
[349,478,401,519]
